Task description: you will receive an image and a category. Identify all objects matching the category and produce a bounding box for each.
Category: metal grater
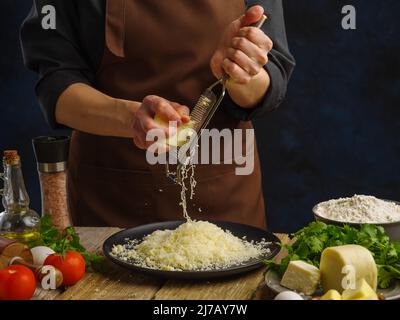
[166,15,268,184]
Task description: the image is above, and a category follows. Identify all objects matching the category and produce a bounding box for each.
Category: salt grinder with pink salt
[32,136,71,229]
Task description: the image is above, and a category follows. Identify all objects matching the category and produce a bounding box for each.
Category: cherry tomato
[44,251,85,286]
[0,265,37,300]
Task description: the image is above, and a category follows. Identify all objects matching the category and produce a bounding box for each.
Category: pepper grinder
[32,136,72,229]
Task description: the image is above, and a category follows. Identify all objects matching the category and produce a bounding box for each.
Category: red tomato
[0,265,37,300]
[44,251,85,286]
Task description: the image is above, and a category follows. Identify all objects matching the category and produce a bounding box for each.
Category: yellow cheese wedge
[280,260,321,295]
[320,289,342,300]
[154,115,195,147]
[342,278,379,300]
[320,245,377,294]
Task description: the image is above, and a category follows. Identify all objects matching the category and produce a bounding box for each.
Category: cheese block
[320,245,377,293]
[280,260,321,295]
[320,289,342,300]
[154,115,195,147]
[342,278,379,300]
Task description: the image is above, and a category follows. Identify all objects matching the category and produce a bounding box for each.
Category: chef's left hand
[210,5,273,85]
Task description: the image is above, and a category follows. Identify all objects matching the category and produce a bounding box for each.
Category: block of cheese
[154,115,195,147]
[320,245,377,294]
[280,260,321,295]
[320,289,342,300]
[342,278,378,300]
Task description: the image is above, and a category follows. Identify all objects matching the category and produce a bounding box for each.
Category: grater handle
[221,14,268,85]
[251,14,268,29]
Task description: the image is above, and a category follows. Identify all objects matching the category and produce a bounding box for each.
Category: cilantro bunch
[28,215,104,271]
[265,221,400,289]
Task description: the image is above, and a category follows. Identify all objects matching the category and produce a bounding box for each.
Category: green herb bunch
[265,221,400,289]
[28,215,104,271]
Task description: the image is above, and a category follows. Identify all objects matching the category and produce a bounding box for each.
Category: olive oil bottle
[0,150,40,242]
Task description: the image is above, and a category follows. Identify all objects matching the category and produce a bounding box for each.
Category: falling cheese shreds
[111,220,271,271]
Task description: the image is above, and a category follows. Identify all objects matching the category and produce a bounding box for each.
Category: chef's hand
[132,95,190,150]
[210,5,273,85]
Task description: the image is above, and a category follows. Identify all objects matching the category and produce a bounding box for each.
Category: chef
[21,0,295,229]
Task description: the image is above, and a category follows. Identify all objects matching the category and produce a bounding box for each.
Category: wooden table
[34,227,288,300]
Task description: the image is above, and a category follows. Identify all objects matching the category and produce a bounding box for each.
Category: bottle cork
[3,150,20,166]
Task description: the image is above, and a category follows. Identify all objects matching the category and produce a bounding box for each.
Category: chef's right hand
[132,95,190,150]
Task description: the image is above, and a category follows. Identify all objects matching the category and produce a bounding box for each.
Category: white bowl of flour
[313,195,400,241]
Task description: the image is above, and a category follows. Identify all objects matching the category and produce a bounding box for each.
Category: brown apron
[68,0,266,229]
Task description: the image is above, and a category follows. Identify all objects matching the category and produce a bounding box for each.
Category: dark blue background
[1,1,399,232]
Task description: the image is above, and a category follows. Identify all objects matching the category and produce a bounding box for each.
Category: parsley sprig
[28,215,104,271]
[265,221,400,289]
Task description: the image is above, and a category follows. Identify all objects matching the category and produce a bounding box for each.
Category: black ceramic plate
[103,220,281,280]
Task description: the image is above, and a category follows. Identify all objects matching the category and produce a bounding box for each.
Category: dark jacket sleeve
[20,0,95,129]
[222,0,295,121]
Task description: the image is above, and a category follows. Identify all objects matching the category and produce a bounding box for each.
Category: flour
[315,195,400,223]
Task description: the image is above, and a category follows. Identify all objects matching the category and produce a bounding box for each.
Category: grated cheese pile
[111,220,271,271]
[315,194,400,223]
